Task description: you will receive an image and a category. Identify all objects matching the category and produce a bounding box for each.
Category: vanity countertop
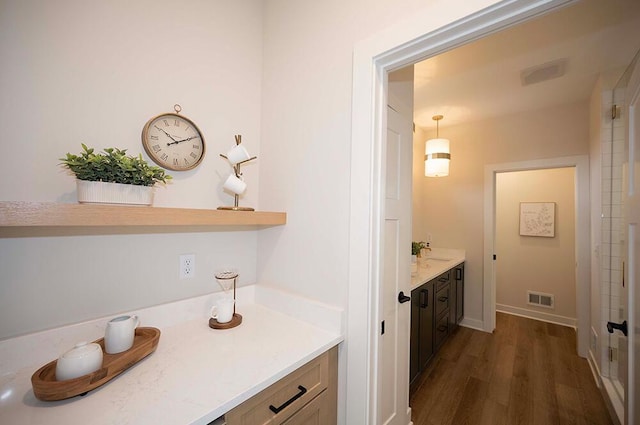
[410,248,465,291]
[0,288,343,425]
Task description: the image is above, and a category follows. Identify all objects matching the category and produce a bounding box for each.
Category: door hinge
[381,320,385,335]
[612,104,619,120]
[609,347,618,362]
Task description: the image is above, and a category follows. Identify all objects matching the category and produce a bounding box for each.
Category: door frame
[346,0,577,423]
[483,156,590,356]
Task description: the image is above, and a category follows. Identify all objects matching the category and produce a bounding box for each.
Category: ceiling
[409,0,640,131]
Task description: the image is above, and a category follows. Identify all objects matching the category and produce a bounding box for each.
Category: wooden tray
[31,327,161,401]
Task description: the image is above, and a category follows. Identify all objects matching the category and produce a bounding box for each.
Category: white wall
[496,168,576,322]
[412,101,590,324]
[0,0,264,338]
[257,0,446,308]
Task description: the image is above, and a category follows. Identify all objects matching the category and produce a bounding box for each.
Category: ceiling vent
[520,58,567,86]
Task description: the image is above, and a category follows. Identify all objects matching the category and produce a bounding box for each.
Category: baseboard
[587,349,602,388]
[601,378,624,425]
[496,304,576,328]
[459,317,484,332]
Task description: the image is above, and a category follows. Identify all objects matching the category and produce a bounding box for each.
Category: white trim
[603,377,625,424]
[588,348,602,389]
[459,317,485,331]
[347,1,577,423]
[484,156,590,357]
[496,304,576,328]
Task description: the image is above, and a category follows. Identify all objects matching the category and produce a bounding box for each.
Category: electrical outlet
[179,254,195,279]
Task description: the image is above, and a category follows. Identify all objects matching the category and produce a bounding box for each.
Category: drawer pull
[437,325,448,332]
[269,385,307,414]
[438,296,448,302]
[420,289,428,308]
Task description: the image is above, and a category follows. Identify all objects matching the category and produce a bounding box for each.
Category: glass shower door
[602,47,640,421]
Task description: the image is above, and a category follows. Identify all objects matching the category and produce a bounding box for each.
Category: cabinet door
[418,281,434,372]
[455,265,464,323]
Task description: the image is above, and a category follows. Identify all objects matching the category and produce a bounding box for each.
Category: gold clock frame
[141,104,206,172]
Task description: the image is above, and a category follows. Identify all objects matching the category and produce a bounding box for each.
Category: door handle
[398,291,411,304]
[607,320,628,337]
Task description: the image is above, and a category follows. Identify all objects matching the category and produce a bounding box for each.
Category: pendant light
[425,115,450,177]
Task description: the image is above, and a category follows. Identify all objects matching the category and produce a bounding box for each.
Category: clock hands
[166,135,201,146]
[154,125,178,142]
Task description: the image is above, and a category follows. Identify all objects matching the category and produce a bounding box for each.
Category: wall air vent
[520,58,567,86]
[527,290,554,309]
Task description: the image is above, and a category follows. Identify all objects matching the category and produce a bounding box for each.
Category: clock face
[141,113,205,171]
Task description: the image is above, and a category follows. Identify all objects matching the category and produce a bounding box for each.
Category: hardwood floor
[409,312,614,425]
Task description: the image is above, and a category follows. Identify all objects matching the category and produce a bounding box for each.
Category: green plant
[60,144,172,187]
[412,241,427,256]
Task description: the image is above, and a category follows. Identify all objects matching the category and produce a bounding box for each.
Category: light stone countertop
[410,248,466,291]
[0,288,343,425]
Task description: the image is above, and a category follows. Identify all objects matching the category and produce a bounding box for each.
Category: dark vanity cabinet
[410,263,464,384]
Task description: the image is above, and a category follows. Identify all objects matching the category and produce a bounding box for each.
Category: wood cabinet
[225,347,337,425]
[410,263,464,384]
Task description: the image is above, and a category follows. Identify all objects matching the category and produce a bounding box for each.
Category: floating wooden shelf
[0,202,286,228]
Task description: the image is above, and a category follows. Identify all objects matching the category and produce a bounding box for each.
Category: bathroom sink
[425,257,452,262]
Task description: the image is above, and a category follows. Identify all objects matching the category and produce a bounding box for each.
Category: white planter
[76,180,154,206]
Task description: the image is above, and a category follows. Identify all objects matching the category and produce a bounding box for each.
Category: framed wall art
[519,202,555,237]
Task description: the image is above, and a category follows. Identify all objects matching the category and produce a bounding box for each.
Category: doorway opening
[346,0,639,423]
[495,167,579,328]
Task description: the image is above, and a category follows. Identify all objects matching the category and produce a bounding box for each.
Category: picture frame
[519,202,555,237]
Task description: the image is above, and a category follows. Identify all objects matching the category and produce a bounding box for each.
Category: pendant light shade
[424,115,451,177]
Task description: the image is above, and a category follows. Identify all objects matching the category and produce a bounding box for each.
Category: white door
[378,106,412,425]
[622,54,640,425]
[607,53,640,425]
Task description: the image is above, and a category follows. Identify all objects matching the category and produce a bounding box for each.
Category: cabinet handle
[438,325,448,332]
[456,268,462,280]
[438,296,448,302]
[420,289,428,308]
[269,385,307,414]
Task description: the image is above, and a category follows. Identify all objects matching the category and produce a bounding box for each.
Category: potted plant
[60,144,172,205]
[412,241,427,258]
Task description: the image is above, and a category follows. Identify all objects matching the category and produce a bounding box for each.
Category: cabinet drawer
[281,389,330,425]
[225,351,329,425]
[435,312,449,348]
[435,270,451,292]
[435,286,450,317]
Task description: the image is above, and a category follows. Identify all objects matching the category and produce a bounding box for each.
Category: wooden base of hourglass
[209,313,243,329]
[209,274,242,330]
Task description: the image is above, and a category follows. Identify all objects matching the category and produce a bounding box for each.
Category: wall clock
[141,104,205,171]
